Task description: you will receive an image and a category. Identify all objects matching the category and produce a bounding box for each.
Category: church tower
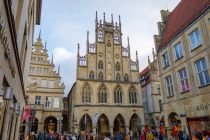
[70,12,144,137]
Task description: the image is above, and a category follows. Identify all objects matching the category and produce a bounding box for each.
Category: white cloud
[52,47,75,63]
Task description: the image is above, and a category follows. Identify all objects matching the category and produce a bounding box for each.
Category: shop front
[184,99,210,139]
[187,116,210,139]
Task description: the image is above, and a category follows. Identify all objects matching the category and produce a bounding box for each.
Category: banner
[22,105,31,123]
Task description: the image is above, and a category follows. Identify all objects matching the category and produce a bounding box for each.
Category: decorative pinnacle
[44,41,47,50]
[136,50,138,56]
[152,48,155,60]
[111,14,113,24]
[95,11,98,22]
[51,53,54,64]
[58,64,60,75]
[87,31,89,43]
[127,36,130,47]
[148,56,151,64]
[119,15,121,25]
[77,43,80,55]
[103,12,106,22]
[38,30,41,40]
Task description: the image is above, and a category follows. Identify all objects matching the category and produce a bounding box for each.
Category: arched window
[116,73,121,81]
[114,87,122,103]
[116,62,120,71]
[97,30,104,42]
[98,72,103,80]
[89,71,94,80]
[124,74,129,82]
[98,61,103,69]
[129,87,137,104]
[114,32,120,44]
[82,85,91,103]
[98,85,107,103]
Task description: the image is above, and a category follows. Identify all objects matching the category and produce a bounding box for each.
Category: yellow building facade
[26,34,65,133]
[154,0,210,138]
[0,0,42,139]
[69,13,144,137]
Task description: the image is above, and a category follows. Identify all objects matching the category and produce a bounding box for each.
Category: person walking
[104,133,111,140]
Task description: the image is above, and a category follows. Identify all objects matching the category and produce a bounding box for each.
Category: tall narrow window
[195,58,210,86]
[98,72,103,80]
[162,52,169,68]
[35,96,41,105]
[98,85,107,103]
[114,87,122,103]
[98,61,103,69]
[159,100,163,112]
[174,42,183,60]
[53,96,59,108]
[189,28,202,49]
[116,62,120,71]
[114,32,120,44]
[82,85,91,103]
[89,71,94,80]
[97,30,104,42]
[124,74,129,82]
[116,73,121,81]
[178,68,189,92]
[129,87,137,104]
[165,76,174,96]
[45,96,51,108]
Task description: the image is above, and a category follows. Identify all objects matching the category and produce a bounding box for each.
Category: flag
[22,105,31,123]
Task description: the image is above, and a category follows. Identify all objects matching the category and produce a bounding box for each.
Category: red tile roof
[159,0,210,50]
[139,66,150,77]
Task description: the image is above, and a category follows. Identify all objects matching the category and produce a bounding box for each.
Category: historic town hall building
[69,12,144,136]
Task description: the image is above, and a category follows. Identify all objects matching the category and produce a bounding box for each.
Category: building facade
[154,0,210,138]
[26,34,64,133]
[139,49,163,131]
[69,12,144,137]
[62,97,69,132]
[0,0,42,140]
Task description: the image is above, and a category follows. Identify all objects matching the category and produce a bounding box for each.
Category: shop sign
[0,15,16,77]
[186,103,210,112]
[196,103,210,111]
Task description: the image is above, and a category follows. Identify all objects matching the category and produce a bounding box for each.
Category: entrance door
[79,114,92,133]
[97,114,109,137]
[129,114,141,137]
[44,116,57,133]
[113,114,125,135]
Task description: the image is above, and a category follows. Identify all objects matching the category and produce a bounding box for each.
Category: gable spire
[95,11,98,28]
[111,14,113,24]
[103,12,106,23]
[58,64,60,75]
[119,15,121,31]
[51,53,54,64]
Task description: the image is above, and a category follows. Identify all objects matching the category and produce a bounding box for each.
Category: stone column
[14,115,21,140]
[164,115,171,137]
[9,112,17,140]
[180,117,189,135]
[0,102,12,140]
[109,125,113,136]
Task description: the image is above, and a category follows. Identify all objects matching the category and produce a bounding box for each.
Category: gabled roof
[159,0,210,50]
[139,66,150,77]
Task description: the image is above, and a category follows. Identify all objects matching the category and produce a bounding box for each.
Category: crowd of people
[20,129,210,140]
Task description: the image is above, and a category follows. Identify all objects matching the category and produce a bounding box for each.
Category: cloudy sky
[34,0,181,96]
